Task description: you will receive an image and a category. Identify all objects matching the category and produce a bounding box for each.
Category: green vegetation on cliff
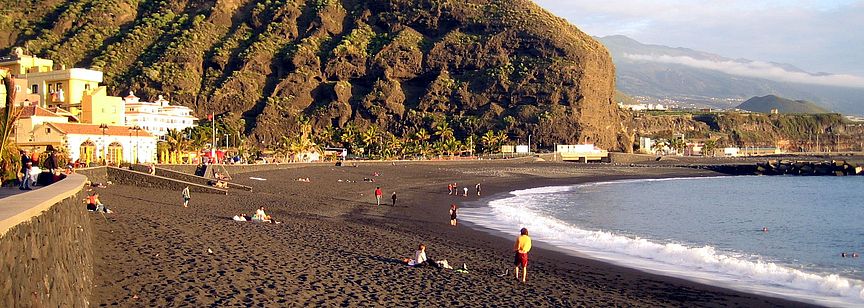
[0,0,627,150]
[737,95,830,114]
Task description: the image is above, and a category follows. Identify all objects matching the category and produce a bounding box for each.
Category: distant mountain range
[737,95,829,114]
[598,35,864,115]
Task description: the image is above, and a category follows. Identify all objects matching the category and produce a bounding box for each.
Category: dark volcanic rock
[2,0,626,150]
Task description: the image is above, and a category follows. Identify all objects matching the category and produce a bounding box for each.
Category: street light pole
[99,123,108,165]
[132,126,141,163]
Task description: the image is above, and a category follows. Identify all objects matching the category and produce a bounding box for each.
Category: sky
[532,0,864,78]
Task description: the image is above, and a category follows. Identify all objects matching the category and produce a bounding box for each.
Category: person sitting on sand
[403,244,428,267]
[87,192,112,213]
[252,206,272,223]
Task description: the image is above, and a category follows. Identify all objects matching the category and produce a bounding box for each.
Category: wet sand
[89,160,811,307]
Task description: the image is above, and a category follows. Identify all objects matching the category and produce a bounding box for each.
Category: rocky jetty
[756,160,863,176]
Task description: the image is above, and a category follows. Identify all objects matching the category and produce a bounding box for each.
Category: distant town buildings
[0,49,198,164]
[618,102,668,111]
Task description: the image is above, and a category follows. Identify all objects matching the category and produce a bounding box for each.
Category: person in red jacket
[374,187,383,206]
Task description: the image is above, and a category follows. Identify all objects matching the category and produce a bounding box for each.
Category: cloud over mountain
[623,54,864,88]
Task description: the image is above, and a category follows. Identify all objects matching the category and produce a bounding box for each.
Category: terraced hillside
[0,0,628,150]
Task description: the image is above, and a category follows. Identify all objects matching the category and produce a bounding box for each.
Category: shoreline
[89,161,813,306]
[459,175,861,307]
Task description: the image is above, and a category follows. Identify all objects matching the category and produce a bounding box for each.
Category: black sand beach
[89,161,811,307]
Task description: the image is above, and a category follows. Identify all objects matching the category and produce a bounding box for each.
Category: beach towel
[249,177,267,181]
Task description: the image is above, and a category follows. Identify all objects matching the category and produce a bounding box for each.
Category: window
[85,84,90,90]
[14,85,20,93]
[56,83,62,91]
[31,84,37,94]
[45,128,51,134]
[48,84,54,93]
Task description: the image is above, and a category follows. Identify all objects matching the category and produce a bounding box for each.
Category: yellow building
[0,47,54,76]
[80,86,124,125]
[25,68,103,110]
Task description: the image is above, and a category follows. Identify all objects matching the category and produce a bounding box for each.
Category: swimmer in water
[761,227,768,232]
[842,252,848,258]
[854,253,860,258]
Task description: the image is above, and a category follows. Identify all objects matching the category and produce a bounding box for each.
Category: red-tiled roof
[19,106,63,118]
[47,123,154,137]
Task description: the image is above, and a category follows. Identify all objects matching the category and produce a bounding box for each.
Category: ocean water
[460,176,864,306]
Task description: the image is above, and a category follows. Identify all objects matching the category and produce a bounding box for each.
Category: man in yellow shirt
[514,227,532,283]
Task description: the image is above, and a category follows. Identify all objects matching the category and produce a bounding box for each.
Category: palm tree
[0,69,19,180]
[340,125,358,148]
[463,135,476,156]
[361,126,380,157]
[481,131,497,153]
[414,128,430,143]
[433,121,454,141]
[651,139,668,155]
[703,139,717,157]
[495,130,509,149]
[164,129,191,163]
[669,138,686,155]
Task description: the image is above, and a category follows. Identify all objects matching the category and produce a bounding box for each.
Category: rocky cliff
[634,112,864,152]
[0,0,626,150]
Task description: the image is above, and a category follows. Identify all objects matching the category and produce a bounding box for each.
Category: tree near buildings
[651,139,668,155]
[668,138,686,155]
[703,139,717,157]
[0,68,19,182]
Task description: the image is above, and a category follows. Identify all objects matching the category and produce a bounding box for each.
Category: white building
[123,91,197,138]
[47,123,158,164]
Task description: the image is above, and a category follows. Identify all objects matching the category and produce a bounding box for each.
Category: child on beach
[450,204,458,226]
[514,228,532,283]
[182,186,190,207]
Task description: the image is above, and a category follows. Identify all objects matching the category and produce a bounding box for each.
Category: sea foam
[461,183,864,306]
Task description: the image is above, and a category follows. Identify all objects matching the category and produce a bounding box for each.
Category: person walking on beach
[463,187,468,196]
[449,204,458,226]
[182,186,191,207]
[476,183,481,196]
[514,227,532,283]
[391,191,397,206]
[375,187,383,206]
[448,183,453,195]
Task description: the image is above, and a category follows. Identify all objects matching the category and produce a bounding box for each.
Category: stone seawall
[0,174,93,307]
[106,167,227,194]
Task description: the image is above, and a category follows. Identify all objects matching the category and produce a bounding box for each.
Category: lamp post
[131,126,142,163]
[99,123,108,165]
